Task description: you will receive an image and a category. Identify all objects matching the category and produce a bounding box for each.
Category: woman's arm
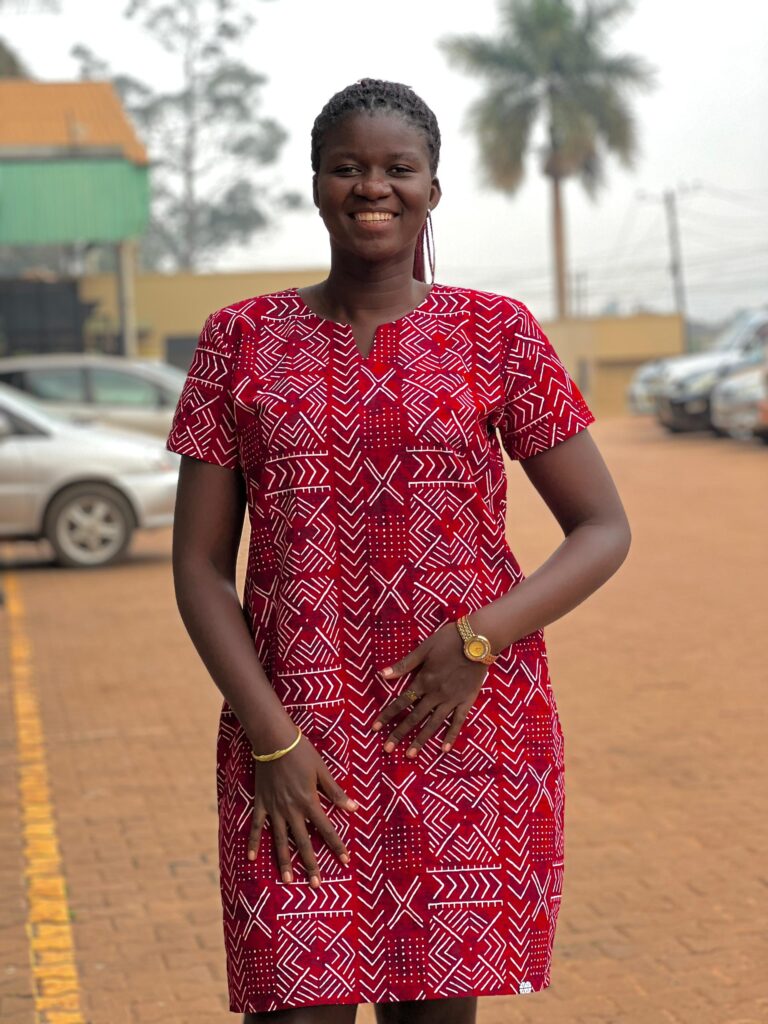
[371,427,631,756]
[470,428,631,653]
[170,455,299,752]
[172,455,358,885]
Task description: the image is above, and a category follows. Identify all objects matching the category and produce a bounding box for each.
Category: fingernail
[443,742,452,752]
[384,741,395,752]
[248,849,256,860]
[371,722,381,731]
[347,799,359,810]
[310,874,321,888]
[282,871,292,883]
[406,747,417,758]
[381,667,393,676]
[340,853,350,864]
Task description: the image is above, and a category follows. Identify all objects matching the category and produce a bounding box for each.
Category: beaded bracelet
[251,726,302,763]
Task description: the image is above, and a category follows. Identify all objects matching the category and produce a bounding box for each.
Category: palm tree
[440,0,656,318]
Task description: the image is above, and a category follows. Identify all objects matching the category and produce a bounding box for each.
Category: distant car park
[0,383,179,568]
[0,353,187,438]
[626,308,768,433]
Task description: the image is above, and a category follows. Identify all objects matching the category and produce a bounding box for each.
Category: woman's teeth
[353,212,395,221]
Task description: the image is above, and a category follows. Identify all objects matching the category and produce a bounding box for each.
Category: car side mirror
[0,410,15,440]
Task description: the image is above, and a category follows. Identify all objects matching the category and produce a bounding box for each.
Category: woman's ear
[429,177,442,211]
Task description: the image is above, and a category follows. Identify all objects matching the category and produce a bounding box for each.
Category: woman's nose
[353,175,392,198]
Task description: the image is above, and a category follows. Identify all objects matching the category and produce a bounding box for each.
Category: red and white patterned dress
[166,283,595,1013]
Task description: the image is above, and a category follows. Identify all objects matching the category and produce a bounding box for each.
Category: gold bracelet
[251,726,302,763]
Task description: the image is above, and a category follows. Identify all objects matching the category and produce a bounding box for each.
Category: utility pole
[663,189,689,351]
[637,186,692,352]
[571,271,588,317]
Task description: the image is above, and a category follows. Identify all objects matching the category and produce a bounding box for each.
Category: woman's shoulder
[205,287,304,331]
[436,282,535,313]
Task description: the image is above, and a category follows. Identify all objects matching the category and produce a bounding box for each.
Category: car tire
[661,422,685,434]
[43,483,136,568]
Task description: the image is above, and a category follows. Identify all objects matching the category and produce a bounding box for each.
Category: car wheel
[662,422,685,434]
[44,483,135,568]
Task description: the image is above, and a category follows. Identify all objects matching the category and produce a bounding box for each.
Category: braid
[311,79,441,283]
[311,78,441,176]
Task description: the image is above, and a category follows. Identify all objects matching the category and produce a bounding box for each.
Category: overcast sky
[4,0,768,323]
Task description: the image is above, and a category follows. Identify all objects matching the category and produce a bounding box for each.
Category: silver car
[0,353,187,437]
[0,383,179,568]
[710,364,768,442]
[627,359,670,414]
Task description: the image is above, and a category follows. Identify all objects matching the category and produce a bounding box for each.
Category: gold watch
[455,614,497,665]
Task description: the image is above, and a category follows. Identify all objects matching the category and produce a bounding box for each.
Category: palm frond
[589,51,657,90]
[467,89,540,193]
[438,33,536,84]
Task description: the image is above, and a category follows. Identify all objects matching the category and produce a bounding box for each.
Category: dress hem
[229,978,553,1014]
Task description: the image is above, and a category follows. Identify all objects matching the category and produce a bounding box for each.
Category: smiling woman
[166,77,631,1024]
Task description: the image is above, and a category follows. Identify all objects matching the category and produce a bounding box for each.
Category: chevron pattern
[166,283,594,1013]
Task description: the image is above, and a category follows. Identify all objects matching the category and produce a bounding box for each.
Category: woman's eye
[391,166,413,174]
[335,166,358,174]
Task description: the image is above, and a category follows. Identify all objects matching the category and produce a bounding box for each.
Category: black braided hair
[311,79,441,281]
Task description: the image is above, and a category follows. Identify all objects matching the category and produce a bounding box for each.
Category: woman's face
[313,111,441,267]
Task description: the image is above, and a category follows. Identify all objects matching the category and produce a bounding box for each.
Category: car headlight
[683,370,719,395]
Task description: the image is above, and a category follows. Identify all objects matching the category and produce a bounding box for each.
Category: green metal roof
[0,157,149,245]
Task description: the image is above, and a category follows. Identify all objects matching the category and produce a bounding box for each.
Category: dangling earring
[425,208,436,286]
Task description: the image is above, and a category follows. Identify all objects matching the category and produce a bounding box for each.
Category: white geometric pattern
[166,283,595,1013]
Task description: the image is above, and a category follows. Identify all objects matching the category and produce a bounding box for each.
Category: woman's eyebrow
[327,150,423,161]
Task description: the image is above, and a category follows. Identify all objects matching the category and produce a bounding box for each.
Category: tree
[440,0,655,318]
[0,0,59,72]
[73,0,301,271]
[0,37,28,77]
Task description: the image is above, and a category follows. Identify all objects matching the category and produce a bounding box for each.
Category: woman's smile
[350,210,398,228]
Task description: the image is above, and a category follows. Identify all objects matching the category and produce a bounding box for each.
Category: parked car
[0,353,187,437]
[710,365,768,441]
[0,383,179,568]
[653,310,768,433]
[627,359,670,414]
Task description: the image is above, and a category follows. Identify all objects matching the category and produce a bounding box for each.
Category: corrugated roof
[0,81,148,165]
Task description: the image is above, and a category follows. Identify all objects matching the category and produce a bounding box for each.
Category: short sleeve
[165,310,241,470]
[493,298,595,461]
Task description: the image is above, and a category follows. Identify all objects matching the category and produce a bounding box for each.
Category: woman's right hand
[247,735,358,888]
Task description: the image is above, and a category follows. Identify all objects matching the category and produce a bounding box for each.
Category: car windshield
[0,383,75,428]
[710,312,767,352]
[137,361,188,386]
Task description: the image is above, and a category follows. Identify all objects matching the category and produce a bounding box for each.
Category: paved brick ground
[1,416,766,1023]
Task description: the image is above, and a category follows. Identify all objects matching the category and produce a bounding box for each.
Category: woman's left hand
[371,621,489,757]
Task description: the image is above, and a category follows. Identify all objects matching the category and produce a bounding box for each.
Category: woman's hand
[247,736,358,888]
[371,621,488,757]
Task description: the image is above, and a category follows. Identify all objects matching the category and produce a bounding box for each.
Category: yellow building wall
[80,268,327,359]
[80,271,685,417]
[542,313,685,417]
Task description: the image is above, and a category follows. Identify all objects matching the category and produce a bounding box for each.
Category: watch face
[466,637,489,660]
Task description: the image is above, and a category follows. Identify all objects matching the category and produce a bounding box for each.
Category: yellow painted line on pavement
[5,571,85,1024]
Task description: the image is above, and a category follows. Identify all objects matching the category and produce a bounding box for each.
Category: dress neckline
[291,283,439,363]
[292,283,438,328]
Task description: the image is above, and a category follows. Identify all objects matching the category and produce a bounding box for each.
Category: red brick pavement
[1,416,766,1023]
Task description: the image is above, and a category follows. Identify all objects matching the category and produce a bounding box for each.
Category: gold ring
[402,689,419,703]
